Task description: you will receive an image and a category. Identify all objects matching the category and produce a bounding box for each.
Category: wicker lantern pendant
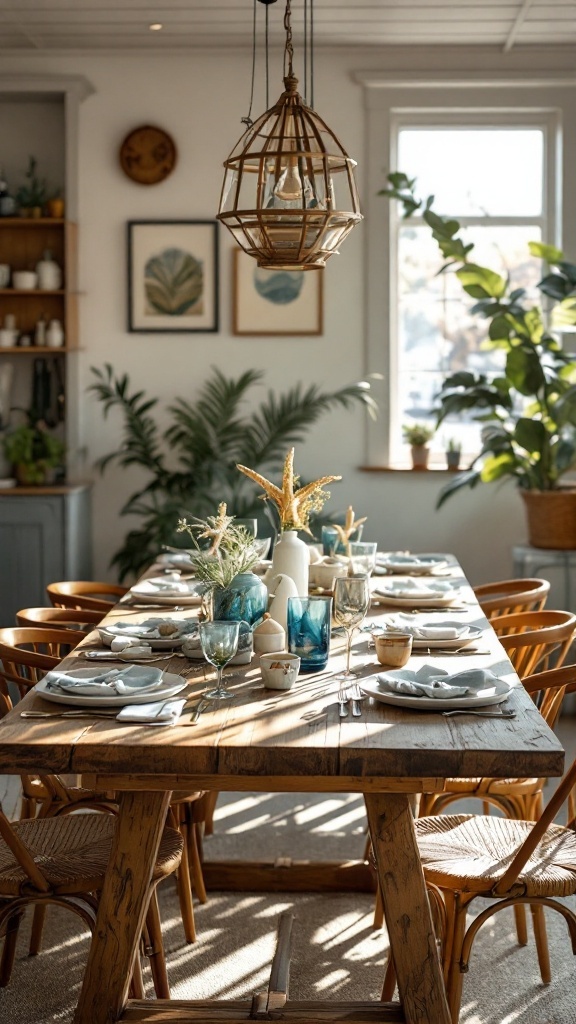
[217,0,362,270]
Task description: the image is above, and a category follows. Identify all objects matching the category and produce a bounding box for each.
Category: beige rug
[1,791,575,1024]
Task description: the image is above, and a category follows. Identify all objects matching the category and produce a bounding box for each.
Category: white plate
[35,672,187,707]
[99,617,197,650]
[156,552,196,569]
[376,555,449,575]
[360,676,511,710]
[130,577,204,606]
[372,592,456,609]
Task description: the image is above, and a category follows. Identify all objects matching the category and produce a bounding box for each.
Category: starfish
[237,448,341,533]
[332,505,367,554]
[178,502,234,555]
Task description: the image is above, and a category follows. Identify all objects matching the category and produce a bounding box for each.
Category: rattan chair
[492,608,576,678]
[16,606,103,635]
[0,626,208,947]
[413,748,576,1021]
[0,805,183,997]
[46,580,128,613]
[473,577,550,620]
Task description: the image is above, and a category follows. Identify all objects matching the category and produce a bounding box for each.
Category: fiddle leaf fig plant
[89,364,377,581]
[380,172,576,507]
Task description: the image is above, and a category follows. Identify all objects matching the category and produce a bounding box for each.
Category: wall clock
[119,125,177,185]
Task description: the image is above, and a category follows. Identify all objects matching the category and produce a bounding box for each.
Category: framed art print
[232,248,323,336]
[128,220,219,332]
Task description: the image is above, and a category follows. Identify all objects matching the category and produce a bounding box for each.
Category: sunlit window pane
[398,129,543,217]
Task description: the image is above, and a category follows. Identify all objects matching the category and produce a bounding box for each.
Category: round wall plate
[119,125,177,185]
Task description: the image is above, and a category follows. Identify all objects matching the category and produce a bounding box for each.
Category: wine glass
[199,620,240,700]
[333,575,371,678]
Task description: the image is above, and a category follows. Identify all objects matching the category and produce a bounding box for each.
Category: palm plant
[89,364,376,580]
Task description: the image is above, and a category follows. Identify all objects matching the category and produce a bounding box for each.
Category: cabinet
[0,485,91,626]
[0,217,77,352]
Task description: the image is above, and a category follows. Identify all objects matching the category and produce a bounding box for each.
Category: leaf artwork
[144,248,204,316]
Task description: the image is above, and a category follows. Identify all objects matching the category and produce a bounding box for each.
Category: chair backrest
[46,580,127,612]
[474,577,550,620]
[0,626,82,700]
[16,606,102,635]
[490,609,576,678]
[523,662,576,730]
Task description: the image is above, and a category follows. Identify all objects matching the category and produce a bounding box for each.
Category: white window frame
[355,73,576,468]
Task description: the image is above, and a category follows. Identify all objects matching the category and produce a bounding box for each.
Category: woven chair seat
[416,813,576,897]
[0,814,183,897]
[443,776,540,795]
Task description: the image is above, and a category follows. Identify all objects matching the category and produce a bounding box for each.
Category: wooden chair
[46,581,128,613]
[473,577,550,620]
[16,606,103,635]
[491,608,576,678]
[0,626,208,946]
[0,804,183,997]
[412,741,576,1021]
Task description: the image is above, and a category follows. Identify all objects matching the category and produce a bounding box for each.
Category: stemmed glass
[333,574,371,678]
[199,620,240,700]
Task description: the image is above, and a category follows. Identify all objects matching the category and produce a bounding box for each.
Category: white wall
[0,46,549,584]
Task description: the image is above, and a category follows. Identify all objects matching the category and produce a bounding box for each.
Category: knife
[188,698,212,724]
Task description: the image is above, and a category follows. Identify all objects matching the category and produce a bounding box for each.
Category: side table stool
[512,544,576,613]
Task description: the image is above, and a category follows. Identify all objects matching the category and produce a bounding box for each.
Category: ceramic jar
[36,251,62,291]
[253,615,286,654]
[271,530,309,596]
[46,319,64,348]
[212,571,268,627]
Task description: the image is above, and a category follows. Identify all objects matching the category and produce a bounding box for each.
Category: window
[394,123,546,461]
[358,74,568,469]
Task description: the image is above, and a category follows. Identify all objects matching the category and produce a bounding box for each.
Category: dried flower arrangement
[237,447,341,533]
[331,505,367,557]
[177,502,259,591]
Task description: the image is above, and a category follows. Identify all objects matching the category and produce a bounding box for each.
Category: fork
[348,683,365,717]
[337,688,348,718]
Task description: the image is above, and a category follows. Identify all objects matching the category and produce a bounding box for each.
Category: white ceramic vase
[271,530,309,596]
[267,573,298,635]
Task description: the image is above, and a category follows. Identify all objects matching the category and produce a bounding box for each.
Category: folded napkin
[116,698,187,726]
[378,665,501,700]
[376,579,457,600]
[136,576,197,595]
[46,665,163,696]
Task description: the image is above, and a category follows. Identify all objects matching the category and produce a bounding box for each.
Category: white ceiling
[0,0,574,53]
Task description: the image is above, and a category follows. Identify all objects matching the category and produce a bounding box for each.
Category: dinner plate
[411,628,483,649]
[359,676,511,710]
[156,552,196,569]
[130,577,204,606]
[99,617,198,650]
[372,591,457,609]
[376,555,449,575]
[34,672,187,707]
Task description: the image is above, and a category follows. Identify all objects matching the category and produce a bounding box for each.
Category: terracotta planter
[410,445,429,470]
[521,488,576,549]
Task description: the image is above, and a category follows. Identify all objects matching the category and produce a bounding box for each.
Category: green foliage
[89,364,377,581]
[402,422,434,446]
[3,419,65,484]
[380,173,576,507]
[177,513,259,591]
[16,156,48,209]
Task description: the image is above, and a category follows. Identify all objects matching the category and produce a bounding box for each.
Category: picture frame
[232,248,323,336]
[127,220,219,333]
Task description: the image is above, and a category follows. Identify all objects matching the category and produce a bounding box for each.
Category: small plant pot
[46,197,65,218]
[410,444,429,470]
[446,451,461,471]
[15,461,55,486]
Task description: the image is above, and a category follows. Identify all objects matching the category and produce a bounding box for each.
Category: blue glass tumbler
[287,596,332,673]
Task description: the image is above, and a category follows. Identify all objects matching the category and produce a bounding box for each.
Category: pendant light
[217,0,362,271]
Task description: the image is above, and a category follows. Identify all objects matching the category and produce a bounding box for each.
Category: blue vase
[212,572,268,627]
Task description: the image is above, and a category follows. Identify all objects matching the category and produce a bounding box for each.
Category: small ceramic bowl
[12,270,38,290]
[373,631,413,668]
[309,558,348,591]
[260,652,300,690]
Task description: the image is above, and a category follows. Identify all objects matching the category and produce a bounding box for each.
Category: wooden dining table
[0,556,565,1024]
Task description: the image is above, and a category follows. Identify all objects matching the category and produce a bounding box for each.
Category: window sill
[359,464,464,474]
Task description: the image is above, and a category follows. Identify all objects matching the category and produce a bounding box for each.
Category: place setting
[374,552,451,576]
[373,616,487,655]
[359,665,514,715]
[122,573,205,607]
[371,576,468,610]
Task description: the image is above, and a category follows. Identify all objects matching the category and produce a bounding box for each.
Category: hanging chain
[241,0,258,128]
[303,0,308,103]
[283,0,294,79]
[310,0,314,108]
[266,3,270,108]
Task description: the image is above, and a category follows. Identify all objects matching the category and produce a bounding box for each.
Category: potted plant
[89,365,377,580]
[177,502,267,626]
[3,415,65,485]
[16,157,48,219]
[402,422,434,469]
[381,172,576,548]
[445,437,462,471]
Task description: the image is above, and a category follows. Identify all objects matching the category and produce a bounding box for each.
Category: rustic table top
[0,556,564,786]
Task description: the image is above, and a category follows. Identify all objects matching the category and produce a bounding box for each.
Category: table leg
[365,792,451,1024]
[73,789,171,1024]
